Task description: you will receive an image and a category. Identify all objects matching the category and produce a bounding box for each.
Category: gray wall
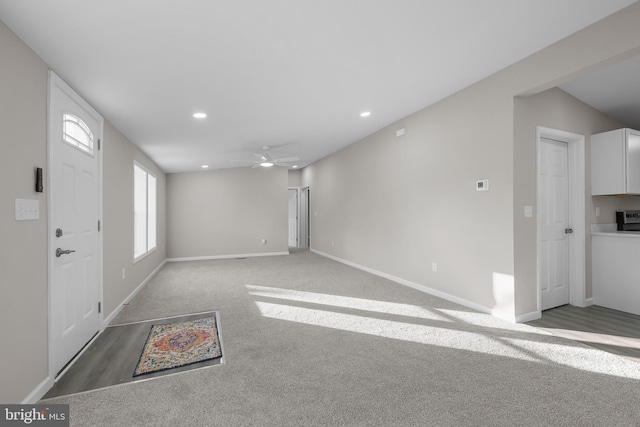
[166,166,288,259]
[304,3,640,320]
[0,19,166,403]
[103,121,167,318]
[305,79,517,316]
[0,19,49,404]
[288,169,302,188]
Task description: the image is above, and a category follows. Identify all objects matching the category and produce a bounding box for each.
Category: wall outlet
[331,240,335,246]
[432,262,438,272]
[122,268,126,279]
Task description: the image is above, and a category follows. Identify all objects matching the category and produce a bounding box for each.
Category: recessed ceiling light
[360,111,371,117]
[193,112,207,119]
[292,165,298,169]
[201,165,209,169]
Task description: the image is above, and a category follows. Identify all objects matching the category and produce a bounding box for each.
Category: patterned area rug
[133,315,222,376]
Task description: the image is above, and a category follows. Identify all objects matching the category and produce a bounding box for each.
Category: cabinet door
[626,130,640,194]
[591,129,626,195]
[593,235,640,316]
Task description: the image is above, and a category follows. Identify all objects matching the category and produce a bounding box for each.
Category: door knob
[564,228,574,234]
[56,248,76,257]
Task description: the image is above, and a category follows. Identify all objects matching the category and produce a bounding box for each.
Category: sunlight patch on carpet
[246,284,450,321]
[254,300,640,380]
[254,301,540,362]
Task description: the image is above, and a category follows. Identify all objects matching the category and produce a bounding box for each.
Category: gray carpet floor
[41,250,640,426]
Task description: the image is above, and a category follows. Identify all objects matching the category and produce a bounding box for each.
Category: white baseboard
[585,297,595,307]
[515,310,541,323]
[22,376,52,404]
[166,251,289,263]
[90,250,286,381]
[103,259,168,328]
[311,249,521,322]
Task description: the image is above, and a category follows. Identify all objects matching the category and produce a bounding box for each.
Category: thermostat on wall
[476,179,489,191]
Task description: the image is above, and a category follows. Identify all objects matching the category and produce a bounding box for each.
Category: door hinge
[98,302,101,313]
[98,139,101,150]
[98,220,101,231]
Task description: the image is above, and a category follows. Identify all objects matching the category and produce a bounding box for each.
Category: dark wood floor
[44,311,222,399]
[526,305,640,363]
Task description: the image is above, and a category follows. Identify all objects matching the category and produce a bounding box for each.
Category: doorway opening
[288,188,298,247]
[288,187,310,249]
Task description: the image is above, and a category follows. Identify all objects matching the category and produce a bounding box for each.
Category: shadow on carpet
[43,311,223,399]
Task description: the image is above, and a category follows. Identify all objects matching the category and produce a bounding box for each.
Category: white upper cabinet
[591,128,640,195]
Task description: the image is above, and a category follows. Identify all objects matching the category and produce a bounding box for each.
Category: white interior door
[539,137,570,310]
[49,71,103,376]
[299,187,309,248]
[288,189,298,247]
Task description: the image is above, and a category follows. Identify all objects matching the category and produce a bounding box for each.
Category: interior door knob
[565,228,574,234]
[56,248,76,257]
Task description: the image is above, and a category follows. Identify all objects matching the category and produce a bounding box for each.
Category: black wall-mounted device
[35,167,43,193]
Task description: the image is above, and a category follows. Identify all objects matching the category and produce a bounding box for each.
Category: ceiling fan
[239,145,300,168]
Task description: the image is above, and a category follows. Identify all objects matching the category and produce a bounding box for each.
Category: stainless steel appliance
[616,210,640,231]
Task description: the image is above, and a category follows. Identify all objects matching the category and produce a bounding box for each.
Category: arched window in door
[63,113,94,155]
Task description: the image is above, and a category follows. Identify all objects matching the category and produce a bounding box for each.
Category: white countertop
[591,223,640,237]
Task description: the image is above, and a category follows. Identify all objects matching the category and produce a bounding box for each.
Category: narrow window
[134,162,157,260]
[63,113,94,155]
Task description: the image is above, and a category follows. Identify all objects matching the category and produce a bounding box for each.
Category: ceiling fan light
[260,161,274,167]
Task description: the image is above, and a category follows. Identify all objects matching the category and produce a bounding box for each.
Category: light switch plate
[524,206,533,218]
[16,198,39,221]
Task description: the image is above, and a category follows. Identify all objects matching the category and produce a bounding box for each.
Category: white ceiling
[0,0,636,172]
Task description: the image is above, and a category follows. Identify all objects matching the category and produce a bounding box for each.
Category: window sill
[134,246,157,264]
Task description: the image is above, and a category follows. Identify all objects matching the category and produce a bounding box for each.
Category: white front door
[288,189,298,247]
[48,72,103,376]
[539,137,570,310]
